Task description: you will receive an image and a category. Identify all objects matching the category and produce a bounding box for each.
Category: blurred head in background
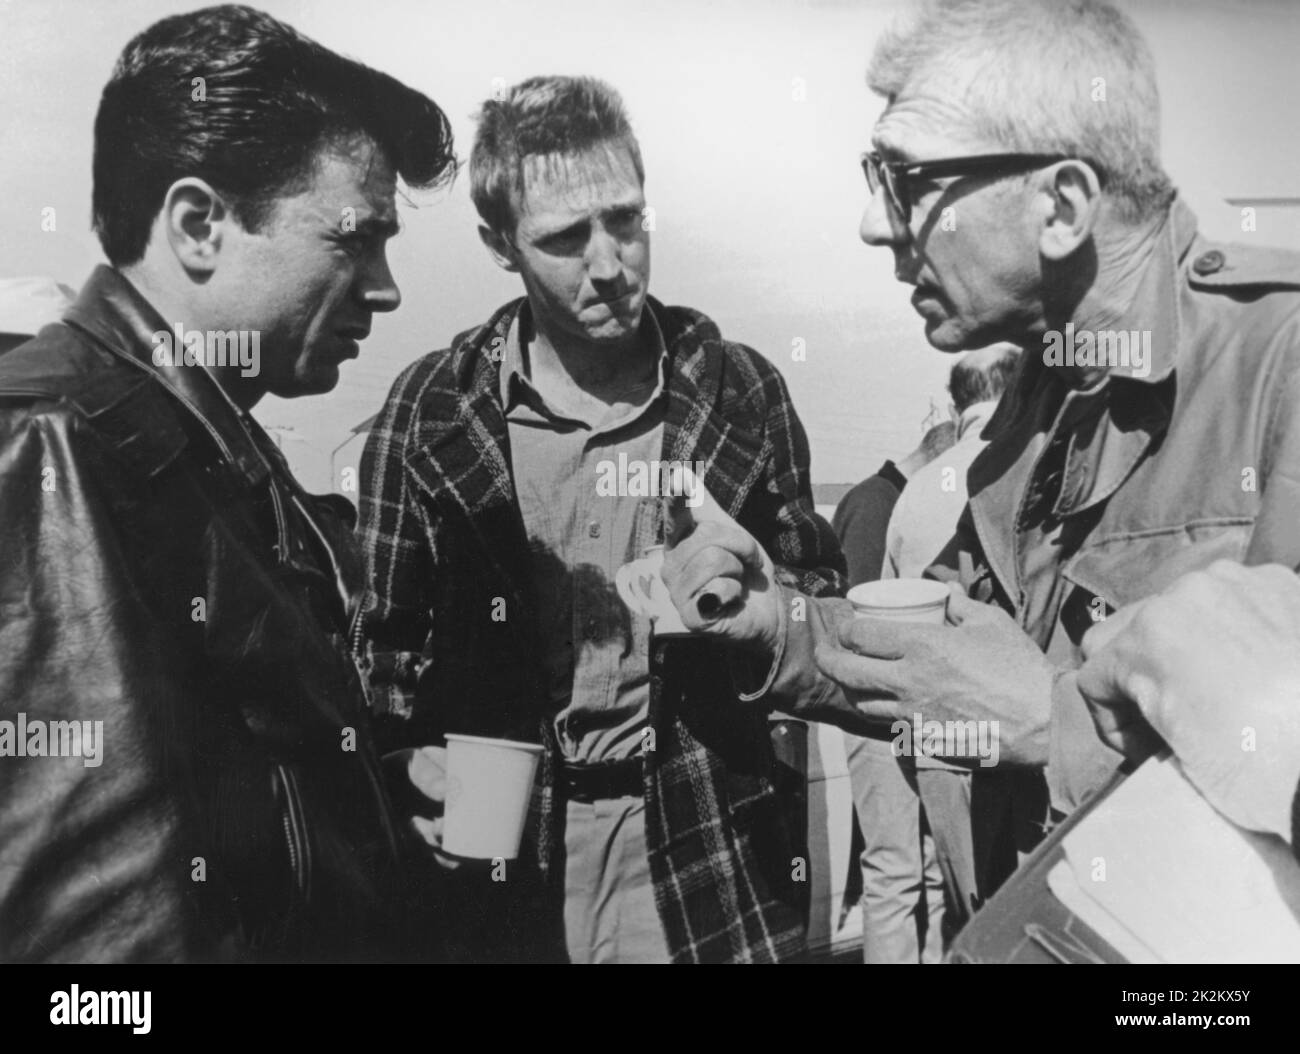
[0,277,75,355]
[948,343,1022,418]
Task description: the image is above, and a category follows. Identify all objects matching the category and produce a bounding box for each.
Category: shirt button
[1192,249,1225,276]
[585,618,600,640]
[587,521,601,539]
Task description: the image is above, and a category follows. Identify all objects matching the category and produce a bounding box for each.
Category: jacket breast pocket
[1062,517,1253,612]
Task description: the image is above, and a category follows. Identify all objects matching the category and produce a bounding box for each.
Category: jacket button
[1192,249,1225,276]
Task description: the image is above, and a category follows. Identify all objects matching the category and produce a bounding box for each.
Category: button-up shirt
[501,307,669,763]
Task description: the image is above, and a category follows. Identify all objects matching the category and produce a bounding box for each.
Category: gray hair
[867,0,1175,223]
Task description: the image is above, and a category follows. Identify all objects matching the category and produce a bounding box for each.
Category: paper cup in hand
[614,544,691,636]
[441,734,543,859]
[847,579,950,625]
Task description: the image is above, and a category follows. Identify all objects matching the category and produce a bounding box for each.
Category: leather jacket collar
[62,265,270,489]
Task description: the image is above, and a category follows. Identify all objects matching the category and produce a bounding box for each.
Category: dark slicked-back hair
[93,4,456,266]
[470,75,644,235]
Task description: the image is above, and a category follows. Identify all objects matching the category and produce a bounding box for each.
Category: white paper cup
[441,734,544,860]
[847,579,950,625]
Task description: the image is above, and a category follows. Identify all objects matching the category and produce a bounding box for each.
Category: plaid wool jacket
[357,296,846,963]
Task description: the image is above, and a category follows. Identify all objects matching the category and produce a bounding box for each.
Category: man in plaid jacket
[358,75,845,963]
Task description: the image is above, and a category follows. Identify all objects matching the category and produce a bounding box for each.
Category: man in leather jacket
[0,4,455,962]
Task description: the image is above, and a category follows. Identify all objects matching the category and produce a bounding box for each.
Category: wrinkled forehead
[869,76,991,161]
[515,142,643,224]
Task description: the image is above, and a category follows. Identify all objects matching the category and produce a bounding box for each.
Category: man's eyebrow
[603,198,645,217]
[534,216,589,240]
[870,131,909,161]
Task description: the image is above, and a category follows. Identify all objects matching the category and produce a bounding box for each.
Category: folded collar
[498,298,670,416]
[62,266,269,487]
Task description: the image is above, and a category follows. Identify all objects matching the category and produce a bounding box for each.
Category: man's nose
[586,229,622,284]
[859,189,907,247]
[359,249,401,314]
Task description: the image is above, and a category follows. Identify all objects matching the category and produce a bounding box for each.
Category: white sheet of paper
[1046,860,1162,963]
[1054,754,1300,964]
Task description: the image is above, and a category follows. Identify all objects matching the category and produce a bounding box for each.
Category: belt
[561,757,644,802]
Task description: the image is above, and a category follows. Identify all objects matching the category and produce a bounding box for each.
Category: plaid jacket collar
[406,295,808,962]
[410,293,763,569]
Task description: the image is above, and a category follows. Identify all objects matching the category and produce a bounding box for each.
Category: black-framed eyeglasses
[861,151,1082,223]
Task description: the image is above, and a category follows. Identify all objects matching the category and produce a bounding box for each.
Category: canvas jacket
[765,200,1300,836]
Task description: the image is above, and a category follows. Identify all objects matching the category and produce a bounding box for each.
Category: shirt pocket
[1061,516,1254,610]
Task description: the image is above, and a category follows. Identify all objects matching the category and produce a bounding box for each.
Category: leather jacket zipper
[273,763,312,905]
[349,593,374,709]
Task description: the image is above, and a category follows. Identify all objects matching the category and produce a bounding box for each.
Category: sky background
[2,0,1298,492]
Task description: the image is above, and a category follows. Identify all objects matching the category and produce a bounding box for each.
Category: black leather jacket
[0,267,402,962]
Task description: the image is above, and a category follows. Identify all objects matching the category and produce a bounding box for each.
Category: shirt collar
[983,196,1198,441]
[1096,194,1197,390]
[498,299,670,421]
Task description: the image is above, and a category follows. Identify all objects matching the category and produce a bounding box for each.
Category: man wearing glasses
[660,0,1300,941]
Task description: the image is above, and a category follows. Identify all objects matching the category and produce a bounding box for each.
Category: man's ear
[160,178,231,276]
[478,224,520,273]
[1037,160,1103,263]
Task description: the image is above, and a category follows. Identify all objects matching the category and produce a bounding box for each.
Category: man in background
[877,344,1020,950]
[883,346,1021,579]
[0,277,74,355]
[834,421,954,585]
[833,419,954,963]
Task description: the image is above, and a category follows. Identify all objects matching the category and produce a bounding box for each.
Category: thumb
[665,464,731,544]
[1077,661,1165,762]
[944,588,999,626]
[1080,601,1139,660]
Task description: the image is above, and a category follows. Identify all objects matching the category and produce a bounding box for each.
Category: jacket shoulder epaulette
[1186,241,1300,292]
